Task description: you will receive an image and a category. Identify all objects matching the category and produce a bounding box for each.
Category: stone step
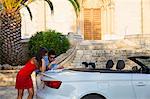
[59,35,150,68]
[77,39,142,50]
[0,70,36,87]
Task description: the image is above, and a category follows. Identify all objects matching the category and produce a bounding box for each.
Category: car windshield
[136,57,150,67]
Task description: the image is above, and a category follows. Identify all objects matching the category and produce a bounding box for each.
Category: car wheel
[81,94,105,99]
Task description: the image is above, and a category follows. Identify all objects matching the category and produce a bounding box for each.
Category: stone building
[21,0,150,40]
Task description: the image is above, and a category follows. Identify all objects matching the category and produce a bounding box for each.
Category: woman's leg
[17,89,24,99]
[27,88,34,99]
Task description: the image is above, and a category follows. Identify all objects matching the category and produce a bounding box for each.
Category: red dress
[15,60,37,89]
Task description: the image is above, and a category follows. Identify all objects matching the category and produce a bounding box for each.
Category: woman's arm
[31,57,36,64]
[47,62,64,70]
[41,58,46,72]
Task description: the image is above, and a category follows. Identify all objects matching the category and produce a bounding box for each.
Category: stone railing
[0,69,36,87]
[0,64,22,86]
[56,45,77,67]
[56,33,83,67]
[0,70,18,86]
[124,34,150,48]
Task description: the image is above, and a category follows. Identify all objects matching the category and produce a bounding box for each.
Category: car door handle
[136,82,146,86]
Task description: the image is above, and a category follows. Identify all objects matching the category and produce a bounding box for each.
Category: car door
[100,73,136,99]
[132,73,150,99]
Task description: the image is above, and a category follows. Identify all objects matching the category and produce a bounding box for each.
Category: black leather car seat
[116,60,125,70]
[82,62,96,69]
[82,62,89,68]
[106,60,114,70]
[89,62,96,69]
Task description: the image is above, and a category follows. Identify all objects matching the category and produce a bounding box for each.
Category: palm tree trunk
[0,9,23,65]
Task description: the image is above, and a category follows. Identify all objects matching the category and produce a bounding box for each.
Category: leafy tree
[28,30,70,56]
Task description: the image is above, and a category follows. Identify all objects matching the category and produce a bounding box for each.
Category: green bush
[28,30,70,56]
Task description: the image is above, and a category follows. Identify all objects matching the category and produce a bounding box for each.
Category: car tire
[81,94,105,99]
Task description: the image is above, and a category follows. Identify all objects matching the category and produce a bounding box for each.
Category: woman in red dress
[16,48,47,99]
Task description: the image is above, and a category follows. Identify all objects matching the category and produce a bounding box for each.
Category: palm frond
[22,4,32,20]
[5,0,11,9]
[0,0,32,11]
[74,0,80,11]
[44,0,54,14]
[0,3,2,10]
[14,0,24,10]
[0,0,22,10]
[68,0,80,17]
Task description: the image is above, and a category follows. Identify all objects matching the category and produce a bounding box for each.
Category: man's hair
[48,49,56,56]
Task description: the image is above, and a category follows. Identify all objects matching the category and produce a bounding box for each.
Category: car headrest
[106,60,114,69]
[116,60,125,70]
[89,62,96,69]
[82,62,88,67]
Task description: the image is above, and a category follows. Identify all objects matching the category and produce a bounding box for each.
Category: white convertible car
[37,56,150,99]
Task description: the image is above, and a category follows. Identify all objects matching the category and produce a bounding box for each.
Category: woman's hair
[39,47,47,56]
[48,49,56,56]
[35,47,48,68]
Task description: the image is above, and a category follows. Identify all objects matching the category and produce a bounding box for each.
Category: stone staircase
[57,34,150,69]
[69,40,150,69]
[55,33,83,67]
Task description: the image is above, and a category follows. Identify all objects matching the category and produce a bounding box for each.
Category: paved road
[0,72,37,99]
[0,86,37,99]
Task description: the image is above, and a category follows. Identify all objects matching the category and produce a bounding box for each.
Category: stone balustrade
[0,70,36,87]
[0,70,18,86]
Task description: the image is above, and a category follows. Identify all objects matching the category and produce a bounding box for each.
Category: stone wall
[0,70,36,86]
[125,34,150,48]
[70,38,150,69]
[72,49,150,68]
[0,70,18,86]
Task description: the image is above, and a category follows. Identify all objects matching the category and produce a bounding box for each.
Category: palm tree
[0,0,80,66]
